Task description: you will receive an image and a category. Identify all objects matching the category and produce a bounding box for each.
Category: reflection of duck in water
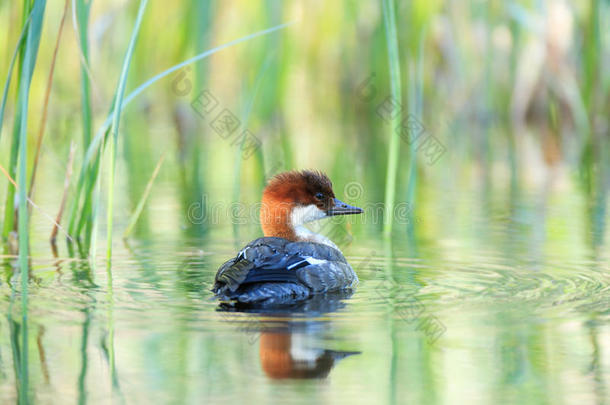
[260,331,359,379]
[218,290,361,379]
[213,170,362,307]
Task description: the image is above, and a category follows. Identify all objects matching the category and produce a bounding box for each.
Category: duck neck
[260,201,337,248]
[260,199,298,241]
[292,225,338,249]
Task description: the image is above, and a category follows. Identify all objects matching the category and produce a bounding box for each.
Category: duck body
[212,170,362,307]
[213,237,358,306]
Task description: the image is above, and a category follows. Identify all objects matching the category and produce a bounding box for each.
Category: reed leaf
[66,20,293,251]
[50,143,76,245]
[0,12,32,147]
[14,0,47,402]
[1,3,33,241]
[65,0,95,245]
[122,152,166,239]
[28,0,70,202]
[381,0,402,235]
[74,0,94,148]
[106,0,149,261]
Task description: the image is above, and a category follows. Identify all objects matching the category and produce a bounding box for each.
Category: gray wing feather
[213,237,358,305]
[233,282,311,305]
[296,262,358,293]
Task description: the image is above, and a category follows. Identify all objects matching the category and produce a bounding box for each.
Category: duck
[212,170,362,306]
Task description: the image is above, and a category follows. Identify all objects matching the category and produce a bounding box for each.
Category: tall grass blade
[72,0,101,104]
[50,142,76,245]
[172,0,212,238]
[71,0,95,244]
[28,0,70,202]
[2,2,33,241]
[74,0,93,145]
[64,0,93,236]
[14,0,47,402]
[122,152,166,239]
[65,0,101,241]
[381,0,402,235]
[233,57,272,211]
[106,0,149,261]
[123,21,295,108]
[88,140,104,265]
[405,29,425,241]
[0,12,32,146]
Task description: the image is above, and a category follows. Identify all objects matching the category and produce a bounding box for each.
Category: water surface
[1,183,609,405]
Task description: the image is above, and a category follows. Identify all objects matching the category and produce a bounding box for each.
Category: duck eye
[315,192,324,200]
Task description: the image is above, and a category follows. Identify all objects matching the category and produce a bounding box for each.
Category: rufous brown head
[260,170,362,240]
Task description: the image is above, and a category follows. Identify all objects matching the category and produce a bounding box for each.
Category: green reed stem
[88,142,104,266]
[405,31,425,240]
[106,0,149,261]
[2,0,32,242]
[233,57,272,207]
[80,144,104,251]
[14,1,47,402]
[65,0,94,242]
[0,12,32,147]
[123,152,166,239]
[28,0,69,203]
[75,0,93,148]
[381,0,402,235]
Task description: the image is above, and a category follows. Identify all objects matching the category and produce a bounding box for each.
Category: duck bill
[326,198,363,216]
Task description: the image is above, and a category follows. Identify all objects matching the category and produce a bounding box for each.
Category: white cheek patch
[290,204,326,226]
[290,204,338,249]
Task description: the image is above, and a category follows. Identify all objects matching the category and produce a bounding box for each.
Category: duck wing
[212,237,357,304]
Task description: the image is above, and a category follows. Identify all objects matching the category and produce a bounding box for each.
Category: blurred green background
[0,1,609,404]
[0,0,607,248]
